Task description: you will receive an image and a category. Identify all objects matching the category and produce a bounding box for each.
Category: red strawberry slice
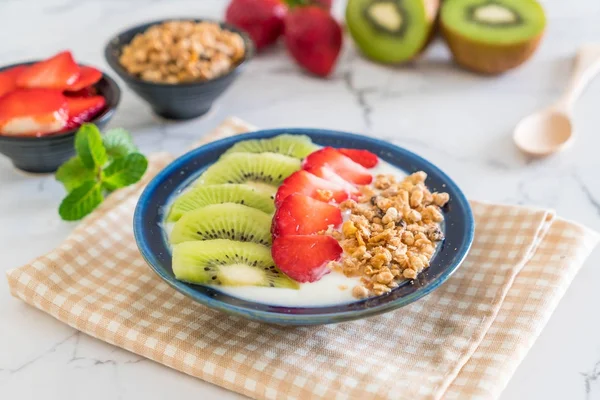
[65,86,98,98]
[303,147,372,185]
[64,95,106,129]
[66,66,102,92]
[0,65,28,98]
[272,194,342,237]
[275,170,348,207]
[338,148,379,168]
[0,89,68,136]
[304,165,359,195]
[17,51,80,90]
[272,235,342,282]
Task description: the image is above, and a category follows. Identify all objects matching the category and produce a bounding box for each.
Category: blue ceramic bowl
[134,129,474,325]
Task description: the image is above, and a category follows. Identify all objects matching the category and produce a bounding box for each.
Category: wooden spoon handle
[557,44,600,113]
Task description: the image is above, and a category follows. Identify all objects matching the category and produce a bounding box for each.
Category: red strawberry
[0,65,28,98]
[66,66,102,92]
[284,6,342,77]
[275,170,348,207]
[225,0,287,51]
[0,89,68,136]
[16,51,80,90]
[303,147,372,185]
[304,165,359,195]
[64,96,106,129]
[65,86,98,98]
[272,194,342,237]
[338,148,379,168]
[272,235,342,282]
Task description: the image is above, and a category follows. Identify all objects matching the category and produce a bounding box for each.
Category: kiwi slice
[441,0,546,74]
[196,152,301,190]
[173,239,299,289]
[166,184,275,222]
[170,203,272,245]
[223,134,319,159]
[346,0,439,64]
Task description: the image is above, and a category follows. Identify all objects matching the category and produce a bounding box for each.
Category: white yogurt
[164,158,415,307]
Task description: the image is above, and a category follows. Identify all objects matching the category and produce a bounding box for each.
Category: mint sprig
[55,123,148,221]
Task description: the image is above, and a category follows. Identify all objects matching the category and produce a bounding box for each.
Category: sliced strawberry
[16,51,80,89]
[275,170,348,207]
[304,165,359,195]
[66,66,102,92]
[0,89,68,136]
[65,86,98,98]
[0,65,28,98]
[272,235,342,282]
[303,147,372,185]
[64,95,106,129]
[338,148,379,168]
[272,194,342,237]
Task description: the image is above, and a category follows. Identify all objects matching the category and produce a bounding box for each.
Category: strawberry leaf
[103,128,138,158]
[75,123,107,169]
[55,156,96,192]
[58,180,103,221]
[102,153,148,190]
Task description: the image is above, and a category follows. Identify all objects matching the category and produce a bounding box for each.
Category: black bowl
[0,62,120,173]
[104,19,254,120]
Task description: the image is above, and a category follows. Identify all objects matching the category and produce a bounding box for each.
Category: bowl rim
[0,61,121,142]
[134,128,475,325]
[104,17,255,89]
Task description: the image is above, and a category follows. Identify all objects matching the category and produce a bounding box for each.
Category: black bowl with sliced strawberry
[0,51,120,173]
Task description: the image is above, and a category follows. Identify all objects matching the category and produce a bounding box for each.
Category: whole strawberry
[225,0,287,51]
[284,6,342,77]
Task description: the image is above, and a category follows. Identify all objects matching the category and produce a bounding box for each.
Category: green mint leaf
[55,156,97,192]
[58,181,103,221]
[75,123,107,169]
[103,128,138,158]
[102,153,148,190]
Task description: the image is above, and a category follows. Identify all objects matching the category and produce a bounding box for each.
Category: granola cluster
[119,21,245,84]
[328,172,449,299]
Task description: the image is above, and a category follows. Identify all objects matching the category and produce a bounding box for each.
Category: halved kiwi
[346,0,440,64]
[196,152,301,191]
[170,203,272,245]
[223,134,319,159]
[441,0,546,74]
[173,239,299,289]
[166,184,275,222]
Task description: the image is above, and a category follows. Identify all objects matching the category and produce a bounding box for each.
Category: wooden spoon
[514,44,600,157]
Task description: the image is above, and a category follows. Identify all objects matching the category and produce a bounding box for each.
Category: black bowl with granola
[105,19,253,120]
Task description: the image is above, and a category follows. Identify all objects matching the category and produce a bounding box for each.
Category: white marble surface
[1,0,600,398]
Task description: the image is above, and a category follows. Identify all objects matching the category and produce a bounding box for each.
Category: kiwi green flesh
[346,0,431,63]
[170,203,272,245]
[173,240,299,289]
[441,0,545,44]
[167,184,275,222]
[223,134,319,159]
[196,152,301,187]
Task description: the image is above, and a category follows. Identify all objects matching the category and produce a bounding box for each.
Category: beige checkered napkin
[6,118,599,400]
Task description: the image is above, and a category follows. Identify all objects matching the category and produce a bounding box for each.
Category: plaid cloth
[6,118,599,400]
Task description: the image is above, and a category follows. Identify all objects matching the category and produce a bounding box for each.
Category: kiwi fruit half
[441,0,546,74]
[173,239,299,289]
[196,152,301,191]
[346,0,440,64]
[170,203,272,245]
[223,134,319,159]
[166,184,275,222]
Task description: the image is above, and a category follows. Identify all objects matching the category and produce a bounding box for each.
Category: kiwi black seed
[196,152,301,191]
[223,134,319,159]
[346,0,440,64]
[170,203,272,245]
[172,239,299,289]
[441,0,546,74]
[166,183,275,222]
